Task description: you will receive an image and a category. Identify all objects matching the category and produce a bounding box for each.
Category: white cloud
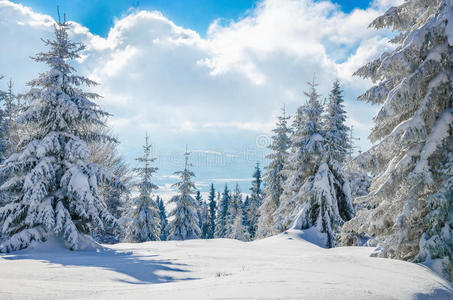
[0,0,401,183]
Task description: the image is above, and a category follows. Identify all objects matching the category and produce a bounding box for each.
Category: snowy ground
[0,230,452,300]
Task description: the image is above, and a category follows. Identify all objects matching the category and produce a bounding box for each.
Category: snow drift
[0,229,451,299]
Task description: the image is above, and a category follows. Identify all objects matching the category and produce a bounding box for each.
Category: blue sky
[1,0,395,196]
[10,0,371,37]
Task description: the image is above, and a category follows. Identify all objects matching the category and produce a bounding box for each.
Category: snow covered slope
[0,230,451,299]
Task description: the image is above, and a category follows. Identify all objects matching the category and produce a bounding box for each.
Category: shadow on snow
[2,246,197,284]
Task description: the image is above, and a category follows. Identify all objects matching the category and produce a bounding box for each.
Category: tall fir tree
[257,106,292,238]
[274,80,353,248]
[341,0,453,281]
[0,18,121,252]
[246,162,263,239]
[324,80,351,163]
[207,183,216,239]
[157,196,169,241]
[323,80,354,222]
[168,147,200,240]
[123,134,160,242]
[215,184,231,238]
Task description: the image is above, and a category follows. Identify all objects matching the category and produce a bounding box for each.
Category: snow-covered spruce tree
[207,183,216,239]
[157,196,169,241]
[0,20,121,252]
[227,183,249,241]
[274,80,353,247]
[257,106,292,238]
[215,184,230,238]
[341,0,453,280]
[323,80,354,223]
[168,148,200,240]
[123,134,160,242]
[324,80,351,163]
[246,162,263,239]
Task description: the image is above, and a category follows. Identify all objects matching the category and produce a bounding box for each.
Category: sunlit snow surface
[0,229,452,299]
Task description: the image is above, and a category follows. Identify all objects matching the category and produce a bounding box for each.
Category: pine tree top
[172,146,196,196]
[134,134,159,197]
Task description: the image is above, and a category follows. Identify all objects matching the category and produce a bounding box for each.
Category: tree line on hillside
[0,0,451,282]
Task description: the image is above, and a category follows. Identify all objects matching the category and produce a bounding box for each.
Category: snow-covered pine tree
[273,81,325,234]
[246,162,263,239]
[207,183,216,239]
[227,183,249,241]
[323,80,354,223]
[157,196,169,241]
[257,106,292,238]
[123,134,160,242]
[341,0,453,280]
[0,19,121,252]
[168,147,200,240]
[215,184,230,238]
[324,80,351,163]
[274,80,353,248]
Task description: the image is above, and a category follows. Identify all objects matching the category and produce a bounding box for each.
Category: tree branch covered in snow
[342,0,453,281]
[0,20,121,252]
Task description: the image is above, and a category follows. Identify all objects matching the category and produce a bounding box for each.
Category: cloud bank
[0,0,402,192]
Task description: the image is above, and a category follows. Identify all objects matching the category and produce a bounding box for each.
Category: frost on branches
[257,107,291,238]
[168,148,201,240]
[0,20,121,252]
[274,80,353,248]
[341,0,453,281]
[123,135,161,242]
